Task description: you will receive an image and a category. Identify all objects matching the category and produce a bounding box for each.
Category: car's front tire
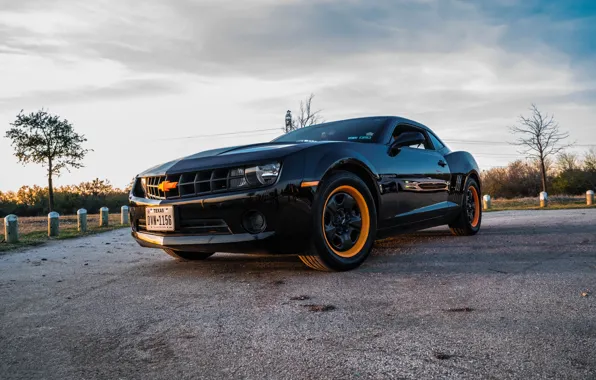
[449,177,482,236]
[163,249,215,261]
[298,171,377,271]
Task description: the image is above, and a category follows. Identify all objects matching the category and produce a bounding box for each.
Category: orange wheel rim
[321,186,370,258]
[468,186,480,228]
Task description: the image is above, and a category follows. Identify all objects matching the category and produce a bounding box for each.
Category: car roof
[314,116,432,132]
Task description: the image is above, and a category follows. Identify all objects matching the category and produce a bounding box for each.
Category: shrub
[0,179,129,217]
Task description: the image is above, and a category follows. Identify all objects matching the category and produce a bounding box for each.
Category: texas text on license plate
[146,206,175,232]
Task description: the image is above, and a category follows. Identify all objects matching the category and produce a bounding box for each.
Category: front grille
[138,218,231,235]
[143,168,246,200]
[145,176,168,200]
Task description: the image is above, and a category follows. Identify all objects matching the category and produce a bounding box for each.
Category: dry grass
[0,213,127,252]
[1,213,122,234]
[488,195,595,211]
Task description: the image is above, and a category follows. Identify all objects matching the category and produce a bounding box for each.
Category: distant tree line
[481,149,596,198]
[0,179,129,217]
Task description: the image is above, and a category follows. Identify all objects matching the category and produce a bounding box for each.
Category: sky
[1,0,595,191]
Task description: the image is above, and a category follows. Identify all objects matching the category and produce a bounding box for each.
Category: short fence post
[100,207,109,227]
[4,214,18,243]
[121,206,129,225]
[587,190,594,206]
[482,195,491,210]
[48,212,60,237]
[77,208,88,233]
[540,191,548,208]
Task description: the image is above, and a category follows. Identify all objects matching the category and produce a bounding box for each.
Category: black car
[130,116,482,271]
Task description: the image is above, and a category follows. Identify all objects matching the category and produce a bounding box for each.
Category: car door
[386,125,451,224]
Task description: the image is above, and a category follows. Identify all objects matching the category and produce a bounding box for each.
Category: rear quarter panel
[443,151,481,206]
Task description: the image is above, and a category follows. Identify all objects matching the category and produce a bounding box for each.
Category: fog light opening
[242,210,267,234]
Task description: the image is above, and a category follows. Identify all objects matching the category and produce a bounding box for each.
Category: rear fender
[443,151,481,205]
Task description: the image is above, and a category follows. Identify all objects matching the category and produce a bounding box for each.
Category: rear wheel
[298,171,377,271]
[163,249,215,261]
[449,177,481,236]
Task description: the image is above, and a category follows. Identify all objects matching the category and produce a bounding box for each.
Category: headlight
[137,177,147,196]
[229,168,248,189]
[246,162,281,186]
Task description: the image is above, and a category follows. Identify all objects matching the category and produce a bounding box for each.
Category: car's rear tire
[298,171,377,271]
[449,177,482,236]
[163,249,215,261]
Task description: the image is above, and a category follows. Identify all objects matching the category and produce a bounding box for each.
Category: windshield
[274,118,388,144]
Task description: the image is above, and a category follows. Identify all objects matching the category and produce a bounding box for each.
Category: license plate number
[146,207,175,232]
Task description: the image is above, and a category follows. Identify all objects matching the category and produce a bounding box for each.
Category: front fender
[301,145,380,182]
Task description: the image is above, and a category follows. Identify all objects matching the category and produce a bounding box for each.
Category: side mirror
[389,131,426,155]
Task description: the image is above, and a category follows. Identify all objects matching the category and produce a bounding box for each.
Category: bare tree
[584,148,596,172]
[510,104,572,193]
[556,151,579,172]
[284,93,323,133]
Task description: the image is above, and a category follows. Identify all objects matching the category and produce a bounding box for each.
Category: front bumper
[132,230,277,253]
[129,182,315,254]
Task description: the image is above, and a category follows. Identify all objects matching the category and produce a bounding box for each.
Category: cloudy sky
[1,0,595,191]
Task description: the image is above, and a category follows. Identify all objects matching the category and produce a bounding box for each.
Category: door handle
[438,160,447,167]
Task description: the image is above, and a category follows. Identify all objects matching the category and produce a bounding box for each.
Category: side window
[428,133,445,150]
[391,125,432,150]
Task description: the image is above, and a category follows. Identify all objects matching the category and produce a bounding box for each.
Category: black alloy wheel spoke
[325,223,337,241]
[326,197,339,215]
[339,194,356,211]
[335,231,354,251]
[348,214,362,229]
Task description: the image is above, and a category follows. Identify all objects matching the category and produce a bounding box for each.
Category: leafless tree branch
[284,93,324,133]
[509,104,573,193]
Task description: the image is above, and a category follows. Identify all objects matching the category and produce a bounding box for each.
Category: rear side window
[429,133,445,150]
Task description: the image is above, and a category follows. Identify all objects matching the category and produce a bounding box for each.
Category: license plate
[146,206,175,232]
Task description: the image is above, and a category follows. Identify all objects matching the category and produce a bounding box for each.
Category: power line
[158,129,596,148]
[444,139,596,147]
[161,128,282,141]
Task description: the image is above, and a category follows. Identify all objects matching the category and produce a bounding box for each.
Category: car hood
[137,141,328,177]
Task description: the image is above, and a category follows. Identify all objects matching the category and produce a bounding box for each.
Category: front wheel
[298,171,377,271]
[163,249,215,261]
[449,177,482,236]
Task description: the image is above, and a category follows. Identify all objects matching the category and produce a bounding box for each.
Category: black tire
[298,171,377,271]
[163,249,215,261]
[449,177,482,236]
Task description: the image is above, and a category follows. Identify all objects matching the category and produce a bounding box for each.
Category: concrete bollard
[121,206,129,225]
[482,194,491,210]
[540,191,548,208]
[587,190,594,206]
[100,207,109,227]
[77,208,87,233]
[4,214,18,243]
[48,212,60,237]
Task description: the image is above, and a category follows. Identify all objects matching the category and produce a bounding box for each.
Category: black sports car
[130,116,482,271]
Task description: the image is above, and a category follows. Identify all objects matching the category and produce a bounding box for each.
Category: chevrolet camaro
[129,116,482,271]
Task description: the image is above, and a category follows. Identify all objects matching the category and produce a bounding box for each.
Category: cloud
[0,78,185,111]
[1,0,595,190]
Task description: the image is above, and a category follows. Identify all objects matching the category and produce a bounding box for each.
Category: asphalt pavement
[0,209,595,379]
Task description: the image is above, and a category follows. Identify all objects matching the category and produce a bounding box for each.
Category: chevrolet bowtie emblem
[158,180,178,192]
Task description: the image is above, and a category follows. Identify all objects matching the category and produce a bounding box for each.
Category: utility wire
[159,129,596,148]
[161,128,281,141]
[444,139,596,147]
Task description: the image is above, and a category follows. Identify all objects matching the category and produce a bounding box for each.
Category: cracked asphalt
[0,209,595,379]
